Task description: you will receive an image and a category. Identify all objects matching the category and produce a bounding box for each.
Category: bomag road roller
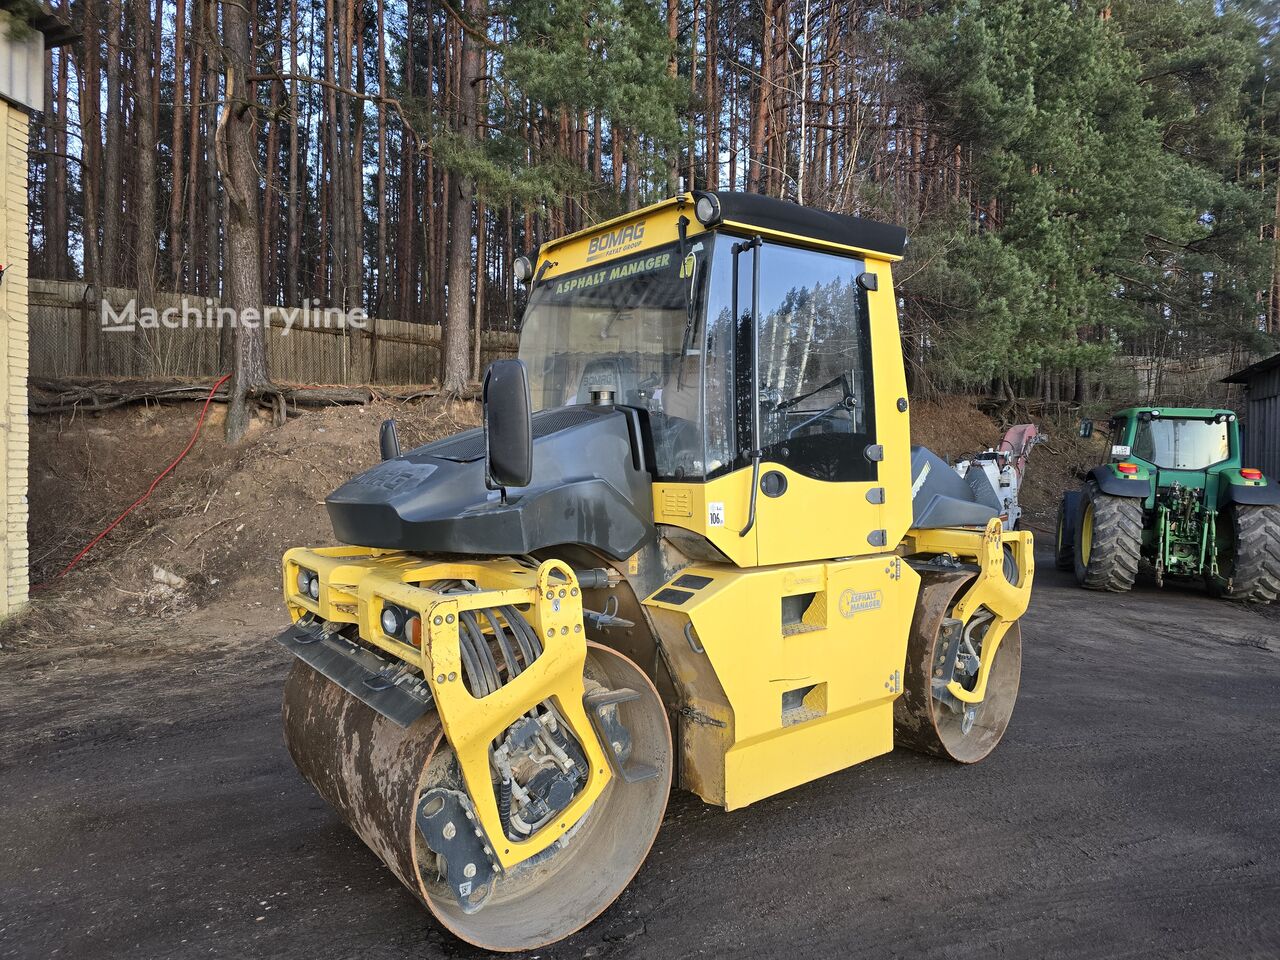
[1055,407,1280,601]
[275,191,1035,951]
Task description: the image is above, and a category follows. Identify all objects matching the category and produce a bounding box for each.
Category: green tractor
[1055,407,1280,602]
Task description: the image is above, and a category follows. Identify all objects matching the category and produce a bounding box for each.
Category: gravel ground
[2,545,1278,960]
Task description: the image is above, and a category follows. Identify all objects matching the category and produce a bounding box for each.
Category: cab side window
[746,242,876,482]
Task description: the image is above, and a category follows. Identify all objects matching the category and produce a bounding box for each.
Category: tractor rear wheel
[1208,504,1280,603]
[1073,481,1143,592]
[1054,496,1074,571]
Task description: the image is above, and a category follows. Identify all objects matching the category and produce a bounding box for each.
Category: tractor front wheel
[1208,504,1280,603]
[1073,481,1143,592]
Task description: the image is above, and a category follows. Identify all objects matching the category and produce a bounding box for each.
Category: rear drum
[893,570,1023,763]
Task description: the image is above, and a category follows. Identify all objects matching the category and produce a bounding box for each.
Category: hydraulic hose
[41,373,232,587]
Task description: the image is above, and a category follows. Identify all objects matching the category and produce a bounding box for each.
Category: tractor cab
[1094,407,1250,512]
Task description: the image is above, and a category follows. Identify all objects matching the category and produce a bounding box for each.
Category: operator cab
[329,192,921,569]
[518,194,890,487]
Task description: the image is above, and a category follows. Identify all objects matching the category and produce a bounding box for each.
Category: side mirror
[1079,419,1094,439]
[379,419,401,461]
[483,359,533,493]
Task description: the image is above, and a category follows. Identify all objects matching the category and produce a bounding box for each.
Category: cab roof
[697,191,908,259]
[1112,406,1237,419]
[539,192,908,262]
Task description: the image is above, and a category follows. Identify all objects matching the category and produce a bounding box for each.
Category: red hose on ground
[40,373,233,586]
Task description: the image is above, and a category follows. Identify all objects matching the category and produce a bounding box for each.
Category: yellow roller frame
[281,547,614,872]
[904,518,1034,705]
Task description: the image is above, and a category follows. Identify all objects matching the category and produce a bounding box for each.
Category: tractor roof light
[513,255,534,284]
[1242,468,1263,480]
[693,194,721,227]
[1117,462,1141,475]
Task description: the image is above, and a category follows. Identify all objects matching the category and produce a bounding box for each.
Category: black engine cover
[326,405,656,560]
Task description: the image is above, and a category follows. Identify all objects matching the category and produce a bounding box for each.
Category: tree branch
[250,71,422,145]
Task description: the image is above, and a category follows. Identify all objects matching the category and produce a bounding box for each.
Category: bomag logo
[587,221,646,261]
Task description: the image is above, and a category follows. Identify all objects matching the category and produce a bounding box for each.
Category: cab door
[739,240,902,565]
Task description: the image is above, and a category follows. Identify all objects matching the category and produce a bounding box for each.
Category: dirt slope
[909,396,1101,523]
[17,398,478,654]
[14,391,1095,657]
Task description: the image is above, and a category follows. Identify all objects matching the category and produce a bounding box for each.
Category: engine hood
[326,404,656,560]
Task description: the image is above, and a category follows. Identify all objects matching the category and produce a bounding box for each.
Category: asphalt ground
[3,546,1278,959]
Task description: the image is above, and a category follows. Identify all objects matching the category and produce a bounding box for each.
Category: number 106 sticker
[708,502,725,528]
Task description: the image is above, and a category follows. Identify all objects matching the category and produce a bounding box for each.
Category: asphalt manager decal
[551,250,673,299]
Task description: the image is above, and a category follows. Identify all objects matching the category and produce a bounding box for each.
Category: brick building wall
[0,98,31,614]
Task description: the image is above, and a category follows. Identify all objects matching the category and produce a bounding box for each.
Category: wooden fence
[1124,350,1251,406]
[29,279,519,385]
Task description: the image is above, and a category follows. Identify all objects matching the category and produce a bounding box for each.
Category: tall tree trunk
[56,44,68,274]
[612,121,622,191]
[41,45,57,276]
[101,0,123,286]
[704,0,718,190]
[286,0,301,305]
[442,0,485,394]
[666,0,678,193]
[747,0,771,193]
[168,0,187,287]
[204,26,221,300]
[261,37,281,304]
[472,196,486,381]
[375,0,388,318]
[219,0,269,442]
[71,2,100,373]
[132,0,158,314]
[348,0,364,312]
[1272,162,1280,333]
[76,0,102,290]
[324,0,340,303]
[185,0,205,289]
[687,0,697,190]
[262,36,282,304]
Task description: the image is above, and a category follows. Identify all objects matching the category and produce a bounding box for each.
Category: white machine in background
[952,424,1045,531]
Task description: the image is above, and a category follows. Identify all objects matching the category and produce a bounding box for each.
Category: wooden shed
[1224,352,1280,481]
[0,3,73,615]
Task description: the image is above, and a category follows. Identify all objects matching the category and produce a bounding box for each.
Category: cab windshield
[518,240,717,479]
[518,232,877,484]
[1132,417,1230,470]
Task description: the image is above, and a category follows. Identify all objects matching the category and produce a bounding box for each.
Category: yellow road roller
[275,191,1035,951]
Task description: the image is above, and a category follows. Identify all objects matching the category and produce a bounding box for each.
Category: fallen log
[28,376,476,416]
